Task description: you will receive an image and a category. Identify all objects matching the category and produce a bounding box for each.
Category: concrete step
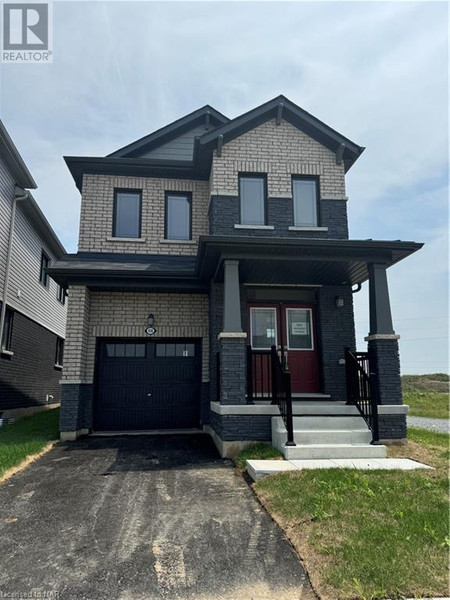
[291,403,360,416]
[290,429,373,445]
[274,415,368,430]
[282,443,387,460]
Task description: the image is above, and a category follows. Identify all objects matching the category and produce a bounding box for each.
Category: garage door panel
[94,339,201,431]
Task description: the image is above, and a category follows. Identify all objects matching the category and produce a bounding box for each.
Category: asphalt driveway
[0,434,314,600]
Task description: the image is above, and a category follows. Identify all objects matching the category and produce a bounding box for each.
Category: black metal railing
[246,346,272,403]
[345,347,379,443]
[270,346,295,446]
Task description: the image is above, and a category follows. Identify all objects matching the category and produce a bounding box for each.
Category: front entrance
[94,339,201,431]
[248,304,320,393]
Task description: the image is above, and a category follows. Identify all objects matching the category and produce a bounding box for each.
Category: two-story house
[48,96,422,458]
[0,120,67,421]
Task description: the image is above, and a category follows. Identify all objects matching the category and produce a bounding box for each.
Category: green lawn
[251,429,449,599]
[402,374,449,419]
[234,442,282,470]
[0,408,60,479]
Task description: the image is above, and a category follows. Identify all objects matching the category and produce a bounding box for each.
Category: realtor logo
[2,2,53,62]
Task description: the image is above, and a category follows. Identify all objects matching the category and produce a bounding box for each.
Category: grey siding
[6,203,67,338]
[0,155,15,300]
[141,125,208,161]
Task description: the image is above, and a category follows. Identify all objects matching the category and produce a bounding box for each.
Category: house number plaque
[145,327,156,336]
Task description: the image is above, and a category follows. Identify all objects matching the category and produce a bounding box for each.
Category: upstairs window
[292,177,319,227]
[57,284,66,305]
[239,174,267,226]
[113,189,142,238]
[1,308,13,351]
[165,192,192,241]
[40,251,50,286]
[55,337,64,366]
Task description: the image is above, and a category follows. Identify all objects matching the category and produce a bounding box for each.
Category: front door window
[286,308,313,350]
[250,308,277,350]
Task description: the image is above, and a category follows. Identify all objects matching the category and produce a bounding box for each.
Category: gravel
[407,416,450,434]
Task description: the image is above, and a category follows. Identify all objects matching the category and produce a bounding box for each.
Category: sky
[0,0,448,374]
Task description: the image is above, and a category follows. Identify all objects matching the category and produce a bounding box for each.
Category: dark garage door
[94,339,201,431]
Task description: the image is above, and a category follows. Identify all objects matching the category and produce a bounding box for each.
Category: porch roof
[197,236,423,286]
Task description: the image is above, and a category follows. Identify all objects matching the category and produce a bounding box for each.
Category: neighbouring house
[48,95,422,458]
[0,120,67,421]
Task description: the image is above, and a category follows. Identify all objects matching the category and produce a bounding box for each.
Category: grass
[402,373,449,419]
[234,443,282,470]
[0,408,60,479]
[253,429,449,599]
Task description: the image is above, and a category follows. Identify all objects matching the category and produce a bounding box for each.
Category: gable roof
[0,119,37,188]
[197,95,365,172]
[108,105,229,158]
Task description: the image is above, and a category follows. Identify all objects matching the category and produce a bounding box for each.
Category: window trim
[57,284,66,305]
[291,175,321,228]
[239,173,268,226]
[55,337,64,367]
[164,191,193,241]
[39,251,50,287]
[112,188,142,239]
[1,307,14,351]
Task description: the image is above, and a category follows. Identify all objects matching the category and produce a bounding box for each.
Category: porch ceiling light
[147,313,155,326]
[335,296,344,308]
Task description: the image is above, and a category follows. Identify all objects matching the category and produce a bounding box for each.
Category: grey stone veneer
[368,339,403,405]
[209,195,348,239]
[219,337,247,405]
[59,384,93,432]
[210,412,271,441]
[378,414,406,441]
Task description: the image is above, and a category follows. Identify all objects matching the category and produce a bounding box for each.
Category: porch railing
[270,346,295,446]
[345,347,379,443]
[246,346,272,403]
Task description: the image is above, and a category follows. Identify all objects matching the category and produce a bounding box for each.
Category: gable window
[292,177,319,227]
[1,308,13,351]
[113,189,142,238]
[40,251,50,286]
[165,192,192,241]
[55,337,64,366]
[57,284,66,305]
[239,174,267,226]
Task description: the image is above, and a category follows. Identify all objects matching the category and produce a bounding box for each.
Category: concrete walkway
[407,415,450,434]
[247,457,433,481]
[0,435,315,600]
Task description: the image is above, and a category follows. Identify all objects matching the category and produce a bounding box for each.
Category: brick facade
[0,305,61,412]
[79,175,209,255]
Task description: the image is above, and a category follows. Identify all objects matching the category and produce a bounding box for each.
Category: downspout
[0,186,29,348]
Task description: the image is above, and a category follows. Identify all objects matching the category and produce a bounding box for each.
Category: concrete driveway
[0,434,314,600]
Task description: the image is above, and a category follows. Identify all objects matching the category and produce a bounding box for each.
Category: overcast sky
[0,1,448,374]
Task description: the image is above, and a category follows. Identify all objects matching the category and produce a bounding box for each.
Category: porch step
[286,429,373,445]
[291,402,360,416]
[282,443,387,460]
[289,415,367,429]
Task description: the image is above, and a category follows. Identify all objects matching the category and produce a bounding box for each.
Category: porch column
[219,260,247,405]
[365,263,404,440]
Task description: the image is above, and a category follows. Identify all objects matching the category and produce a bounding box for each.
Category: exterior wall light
[335,297,344,308]
[147,313,155,326]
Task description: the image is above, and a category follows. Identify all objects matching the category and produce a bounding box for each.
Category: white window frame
[249,307,278,350]
[285,308,314,351]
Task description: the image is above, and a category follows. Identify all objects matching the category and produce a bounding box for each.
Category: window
[55,337,64,366]
[250,308,277,350]
[40,251,50,286]
[1,308,13,351]
[292,177,319,227]
[105,343,146,358]
[113,190,142,238]
[156,343,195,357]
[286,308,313,350]
[239,175,267,225]
[165,192,191,240]
[57,285,66,305]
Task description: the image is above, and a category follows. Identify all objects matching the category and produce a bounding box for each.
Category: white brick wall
[79,175,209,255]
[62,287,209,383]
[210,119,346,199]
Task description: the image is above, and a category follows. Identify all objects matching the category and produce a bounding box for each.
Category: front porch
[201,236,420,457]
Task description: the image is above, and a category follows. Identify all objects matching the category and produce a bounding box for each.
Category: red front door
[248,303,320,394]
